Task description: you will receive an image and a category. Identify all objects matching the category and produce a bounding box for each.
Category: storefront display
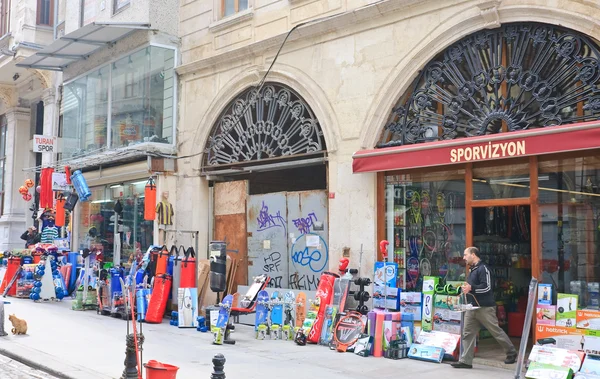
[76,180,153,266]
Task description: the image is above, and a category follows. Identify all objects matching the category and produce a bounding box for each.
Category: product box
[581,355,600,375]
[432,308,462,335]
[407,344,445,363]
[374,262,398,287]
[400,292,422,321]
[526,362,573,379]
[527,345,584,372]
[557,294,579,328]
[422,293,434,332]
[434,294,461,311]
[416,330,460,360]
[422,276,440,293]
[178,287,198,328]
[588,283,600,309]
[539,284,553,305]
[575,373,600,379]
[537,304,557,326]
[583,334,600,355]
[373,285,400,310]
[577,310,600,330]
[535,324,584,350]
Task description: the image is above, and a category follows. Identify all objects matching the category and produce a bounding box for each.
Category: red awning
[352,121,600,173]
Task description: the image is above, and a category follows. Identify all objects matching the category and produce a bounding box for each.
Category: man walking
[451,246,517,369]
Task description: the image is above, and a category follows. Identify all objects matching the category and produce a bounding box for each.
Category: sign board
[33,135,58,153]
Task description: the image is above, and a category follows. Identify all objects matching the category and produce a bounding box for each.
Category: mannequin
[41,216,59,244]
[155,191,174,245]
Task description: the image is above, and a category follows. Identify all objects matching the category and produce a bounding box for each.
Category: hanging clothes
[39,168,54,209]
[41,225,59,244]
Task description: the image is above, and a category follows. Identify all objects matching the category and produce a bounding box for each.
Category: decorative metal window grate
[378,23,600,147]
[204,83,325,167]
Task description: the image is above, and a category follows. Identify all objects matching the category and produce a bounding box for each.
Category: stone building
[175,0,600,301]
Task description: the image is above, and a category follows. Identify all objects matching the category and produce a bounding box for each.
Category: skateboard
[295,292,306,329]
[270,291,283,340]
[231,292,240,308]
[282,291,295,341]
[302,298,320,335]
[255,290,270,339]
[241,274,268,308]
[320,305,337,345]
[212,294,233,345]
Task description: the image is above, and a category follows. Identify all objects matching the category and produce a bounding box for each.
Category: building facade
[0,0,59,250]
[17,0,179,264]
[176,0,600,298]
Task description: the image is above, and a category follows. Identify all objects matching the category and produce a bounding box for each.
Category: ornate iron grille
[378,23,600,147]
[204,83,325,167]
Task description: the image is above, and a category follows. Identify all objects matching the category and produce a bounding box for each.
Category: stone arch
[32,70,52,89]
[359,1,600,149]
[192,64,339,171]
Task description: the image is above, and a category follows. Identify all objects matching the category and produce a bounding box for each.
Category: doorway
[471,205,533,359]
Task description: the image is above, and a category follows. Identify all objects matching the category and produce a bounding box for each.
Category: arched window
[378,23,600,147]
[204,83,325,168]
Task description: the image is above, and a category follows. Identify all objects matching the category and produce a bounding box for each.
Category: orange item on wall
[55,197,66,226]
[144,178,156,221]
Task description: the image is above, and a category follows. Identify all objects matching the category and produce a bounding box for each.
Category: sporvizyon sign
[33,135,58,153]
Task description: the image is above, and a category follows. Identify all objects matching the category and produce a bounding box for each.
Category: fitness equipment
[209,241,227,304]
[145,274,172,323]
[349,277,371,315]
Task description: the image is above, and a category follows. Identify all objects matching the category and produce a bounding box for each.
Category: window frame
[0,0,9,36]
[113,0,130,14]
[36,0,53,26]
[221,0,249,18]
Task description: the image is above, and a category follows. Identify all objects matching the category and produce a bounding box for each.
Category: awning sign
[33,135,58,153]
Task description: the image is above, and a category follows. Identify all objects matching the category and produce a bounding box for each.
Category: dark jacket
[20,231,41,248]
[466,261,496,307]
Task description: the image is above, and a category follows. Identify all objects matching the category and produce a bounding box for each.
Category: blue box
[374,262,398,287]
[407,344,445,363]
[538,284,553,305]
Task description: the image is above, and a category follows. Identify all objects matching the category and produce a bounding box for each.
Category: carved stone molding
[478,1,502,29]
[0,86,18,108]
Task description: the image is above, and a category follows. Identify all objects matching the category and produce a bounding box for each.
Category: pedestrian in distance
[451,246,517,369]
[20,226,40,248]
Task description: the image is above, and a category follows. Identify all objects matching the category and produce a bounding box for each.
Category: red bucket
[144,360,179,379]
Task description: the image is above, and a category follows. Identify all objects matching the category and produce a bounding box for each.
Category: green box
[557,293,578,328]
[526,362,573,379]
[421,276,439,332]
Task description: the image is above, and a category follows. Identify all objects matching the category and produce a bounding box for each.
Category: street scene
[1,1,600,379]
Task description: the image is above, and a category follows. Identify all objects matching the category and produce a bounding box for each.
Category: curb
[0,346,78,379]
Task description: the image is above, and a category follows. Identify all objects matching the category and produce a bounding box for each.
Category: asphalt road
[0,354,59,379]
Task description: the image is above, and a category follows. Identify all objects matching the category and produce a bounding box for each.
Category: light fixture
[91,199,113,204]
[110,183,124,188]
[488,176,549,184]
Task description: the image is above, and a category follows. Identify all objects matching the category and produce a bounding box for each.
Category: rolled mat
[368,311,376,355]
[136,288,151,321]
[307,271,339,344]
[374,311,385,357]
[145,274,172,323]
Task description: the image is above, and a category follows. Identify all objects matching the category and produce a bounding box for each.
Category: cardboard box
[539,284,553,305]
[434,294,461,310]
[422,292,434,331]
[577,309,600,330]
[374,262,398,287]
[581,355,600,375]
[537,304,557,326]
[401,292,422,321]
[557,294,578,328]
[583,334,600,355]
[433,308,462,335]
[407,344,445,363]
[527,345,584,372]
[422,276,440,293]
[575,374,600,379]
[526,362,573,379]
[535,324,584,351]
[373,285,400,310]
[416,330,460,360]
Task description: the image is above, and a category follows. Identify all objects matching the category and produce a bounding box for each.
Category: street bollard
[121,333,144,379]
[0,298,7,337]
[210,353,226,379]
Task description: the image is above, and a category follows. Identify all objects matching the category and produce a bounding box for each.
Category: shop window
[37,0,54,26]
[222,0,248,17]
[385,168,466,291]
[0,0,9,36]
[77,180,153,265]
[0,115,6,216]
[61,46,175,158]
[538,152,600,306]
[114,0,130,13]
[472,159,531,200]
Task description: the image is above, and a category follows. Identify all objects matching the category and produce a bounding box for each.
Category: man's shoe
[505,354,517,364]
[451,362,473,369]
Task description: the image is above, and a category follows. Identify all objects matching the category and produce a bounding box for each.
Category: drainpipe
[53,0,59,40]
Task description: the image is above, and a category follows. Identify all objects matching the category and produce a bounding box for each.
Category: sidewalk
[0,297,517,379]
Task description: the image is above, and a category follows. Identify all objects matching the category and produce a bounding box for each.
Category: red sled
[307,272,339,344]
[145,274,172,323]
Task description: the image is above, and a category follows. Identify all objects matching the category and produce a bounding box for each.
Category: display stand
[38,258,56,301]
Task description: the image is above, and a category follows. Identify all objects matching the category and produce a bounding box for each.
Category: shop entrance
[470,204,533,359]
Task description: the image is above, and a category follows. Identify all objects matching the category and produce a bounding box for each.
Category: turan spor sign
[33,135,58,153]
